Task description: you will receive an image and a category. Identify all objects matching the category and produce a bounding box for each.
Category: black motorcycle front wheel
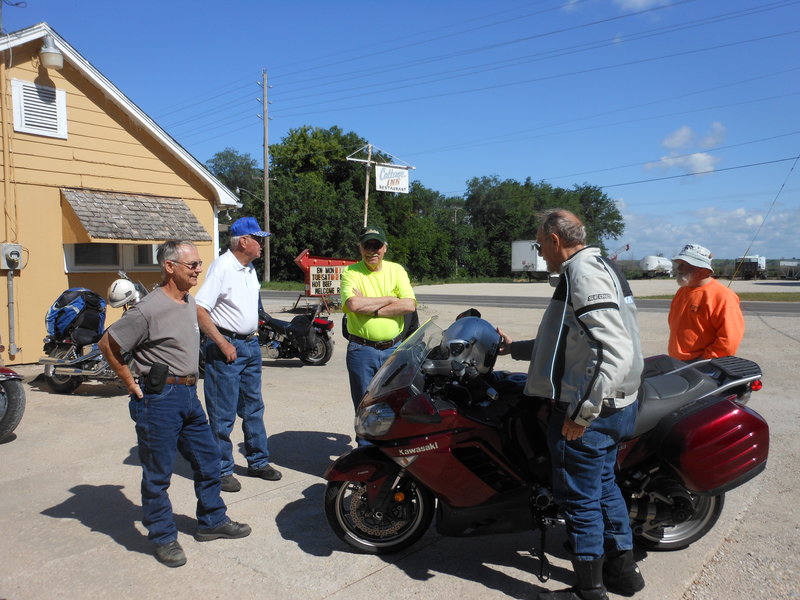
[325,477,435,554]
[634,492,724,550]
[0,379,26,442]
[300,337,333,366]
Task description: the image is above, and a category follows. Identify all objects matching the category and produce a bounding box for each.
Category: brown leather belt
[165,375,197,386]
[348,333,403,350]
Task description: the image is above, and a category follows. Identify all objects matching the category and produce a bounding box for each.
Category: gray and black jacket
[510,246,643,426]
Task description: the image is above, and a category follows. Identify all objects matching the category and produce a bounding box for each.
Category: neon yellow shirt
[340,260,415,341]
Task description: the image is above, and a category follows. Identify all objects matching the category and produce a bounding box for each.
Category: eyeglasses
[170,260,203,270]
[533,242,542,256]
[362,241,384,251]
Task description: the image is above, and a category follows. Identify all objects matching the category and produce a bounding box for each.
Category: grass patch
[642,292,800,302]
[261,281,305,291]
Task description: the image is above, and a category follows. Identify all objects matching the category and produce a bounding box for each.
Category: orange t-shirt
[668,279,745,360]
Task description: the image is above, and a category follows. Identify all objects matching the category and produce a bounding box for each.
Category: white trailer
[734,255,767,280]
[511,240,549,280]
[639,256,673,277]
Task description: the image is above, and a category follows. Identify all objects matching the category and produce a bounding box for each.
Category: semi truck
[511,240,549,280]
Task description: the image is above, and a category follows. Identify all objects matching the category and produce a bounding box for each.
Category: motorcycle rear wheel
[634,493,724,550]
[300,337,333,366]
[0,379,26,442]
[44,346,83,394]
[325,478,434,554]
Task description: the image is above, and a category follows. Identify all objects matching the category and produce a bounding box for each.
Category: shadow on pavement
[275,480,574,598]
[259,430,352,477]
[40,484,196,555]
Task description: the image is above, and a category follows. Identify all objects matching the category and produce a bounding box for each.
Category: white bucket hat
[672,244,713,272]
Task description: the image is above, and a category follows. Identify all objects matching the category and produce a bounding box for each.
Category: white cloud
[699,121,726,148]
[644,152,721,175]
[617,205,800,259]
[614,0,670,11]
[662,125,695,150]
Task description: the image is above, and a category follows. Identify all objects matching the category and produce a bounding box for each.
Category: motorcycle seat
[631,369,719,438]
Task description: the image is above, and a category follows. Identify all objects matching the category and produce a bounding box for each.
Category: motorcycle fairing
[323,445,402,506]
[436,487,536,537]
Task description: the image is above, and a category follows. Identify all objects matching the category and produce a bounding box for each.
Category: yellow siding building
[0,23,239,364]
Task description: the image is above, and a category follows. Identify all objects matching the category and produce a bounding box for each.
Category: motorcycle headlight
[355,402,395,438]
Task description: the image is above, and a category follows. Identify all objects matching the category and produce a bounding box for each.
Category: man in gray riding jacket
[498,209,645,600]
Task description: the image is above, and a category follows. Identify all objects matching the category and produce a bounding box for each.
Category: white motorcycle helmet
[107,278,139,308]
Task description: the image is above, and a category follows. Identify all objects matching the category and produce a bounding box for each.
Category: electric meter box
[0,243,23,270]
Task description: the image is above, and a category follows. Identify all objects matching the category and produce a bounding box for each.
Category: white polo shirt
[194,250,260,334]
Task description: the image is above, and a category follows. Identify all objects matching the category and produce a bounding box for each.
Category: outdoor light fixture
[39,35,63,70]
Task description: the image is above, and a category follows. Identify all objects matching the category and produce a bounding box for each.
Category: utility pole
[261,69,271,283]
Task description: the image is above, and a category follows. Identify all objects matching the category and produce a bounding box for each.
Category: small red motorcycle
[323,314,768,557]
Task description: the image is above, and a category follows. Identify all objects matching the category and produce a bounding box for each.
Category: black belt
[217,327,258,341]
[348,333,403,350]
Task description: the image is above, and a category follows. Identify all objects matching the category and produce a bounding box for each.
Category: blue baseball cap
[230,216,270,237]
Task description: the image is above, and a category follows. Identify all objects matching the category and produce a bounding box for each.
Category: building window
[74,243,119,266]
[11,79,68,139]
[134,244,158,267]
[64,244,161,273]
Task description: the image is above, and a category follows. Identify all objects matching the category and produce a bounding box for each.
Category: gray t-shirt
[107,286,200,377]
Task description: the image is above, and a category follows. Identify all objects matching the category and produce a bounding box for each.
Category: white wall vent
[11,79,68,139]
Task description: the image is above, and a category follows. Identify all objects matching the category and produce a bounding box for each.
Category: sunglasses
[170,260,203,270]
[362,241,384,251]
[532,242,542,256]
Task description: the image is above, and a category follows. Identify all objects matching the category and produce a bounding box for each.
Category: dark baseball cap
[359,226,386,245]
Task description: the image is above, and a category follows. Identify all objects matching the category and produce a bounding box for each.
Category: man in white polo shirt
[196,217,281,493]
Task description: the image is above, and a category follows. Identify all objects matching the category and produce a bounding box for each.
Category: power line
[600,156,799,189]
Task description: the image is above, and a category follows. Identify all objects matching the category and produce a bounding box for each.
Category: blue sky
[5,0,799,260]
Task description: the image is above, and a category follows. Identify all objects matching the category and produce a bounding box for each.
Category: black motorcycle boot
[603,549,645,596]
[537,557,609,600]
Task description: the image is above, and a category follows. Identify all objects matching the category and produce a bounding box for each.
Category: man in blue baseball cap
[196,216,281,493]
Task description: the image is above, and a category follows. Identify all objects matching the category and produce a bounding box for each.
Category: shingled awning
[61,188,212,242]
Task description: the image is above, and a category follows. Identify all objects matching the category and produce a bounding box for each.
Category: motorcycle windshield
[364,317,443,400]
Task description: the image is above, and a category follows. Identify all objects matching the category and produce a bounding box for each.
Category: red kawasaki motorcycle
[324,314,768,557]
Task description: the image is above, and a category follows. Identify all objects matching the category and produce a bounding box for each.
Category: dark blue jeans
[203,336,270,476]
[345,340,398,411]
[129,384,228,545]
[548,401,638,561]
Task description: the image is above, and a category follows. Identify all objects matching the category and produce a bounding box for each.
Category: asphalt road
[1,283,797,599]
[264,290,800,316]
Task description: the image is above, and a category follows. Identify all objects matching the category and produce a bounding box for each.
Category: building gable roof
[0,22,240,208]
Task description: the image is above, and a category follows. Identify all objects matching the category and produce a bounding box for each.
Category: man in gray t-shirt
[99,240,251,568]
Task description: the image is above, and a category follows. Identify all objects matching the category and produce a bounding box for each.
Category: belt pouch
[144,363,169,394]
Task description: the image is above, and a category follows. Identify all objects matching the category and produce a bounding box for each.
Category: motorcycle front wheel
[44,346,83,394]
[324,477,434,554]
[634,492,724,550]
[0,379,25,442]
[300,337,333,366]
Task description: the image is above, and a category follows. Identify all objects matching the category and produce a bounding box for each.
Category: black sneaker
[246,464,282,481]
[195,520,251,542]
[154,540,186,567]
[221,474,241,492]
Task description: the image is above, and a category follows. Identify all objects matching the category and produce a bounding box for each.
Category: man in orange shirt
[668,244,744,361]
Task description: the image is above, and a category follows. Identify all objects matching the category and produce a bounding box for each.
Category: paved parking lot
[1,281,797,599]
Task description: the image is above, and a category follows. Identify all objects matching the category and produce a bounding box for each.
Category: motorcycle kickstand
[529,504,551,583]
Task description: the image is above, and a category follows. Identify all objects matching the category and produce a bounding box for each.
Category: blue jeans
[203,336,270,476]
[345,340,398,412]
[129,384,228,545]
[548,401,638,561]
